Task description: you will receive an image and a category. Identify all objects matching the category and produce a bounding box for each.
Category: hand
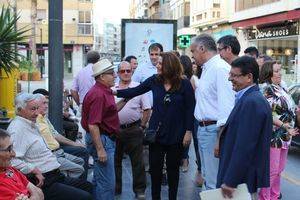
[73,142,85,148]
[97,148,107,163]
[287,127,299,137]
[182,131,192,147]
[221,184,235,199]
[15,193,29,200]
[214,141,220,158]
[31,168,44,188]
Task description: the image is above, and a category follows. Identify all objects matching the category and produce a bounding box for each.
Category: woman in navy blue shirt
[115,52,195,200]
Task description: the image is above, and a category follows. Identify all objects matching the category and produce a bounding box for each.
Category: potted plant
[0,6,29,75]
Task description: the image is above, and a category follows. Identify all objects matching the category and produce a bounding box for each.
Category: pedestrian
[114,52,195,200]
[0,129,44,200]
[71,50,100,107]
[244,46,259,59]
[217,56,273,199]
[217,35,240,64]
[258,61,299,200]
[7,93,93,200]
[125,55,138,72]
[81,59,120,200]
[179,55,193,173]
[113,61,151,199]
[190,34,235,190]
[35,93,85,179]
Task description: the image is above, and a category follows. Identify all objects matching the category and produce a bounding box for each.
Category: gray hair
[192,34,217,52]
[33,93,45,101]
[118,61,130,71]
[15,93,36,112]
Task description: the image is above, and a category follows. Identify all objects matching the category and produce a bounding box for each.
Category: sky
[94,0,131,33]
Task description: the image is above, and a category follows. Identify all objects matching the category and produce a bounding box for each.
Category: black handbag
[143,129,157,145]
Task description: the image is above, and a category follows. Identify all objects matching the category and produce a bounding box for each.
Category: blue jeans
[86,133,115,200]
[197,124,219,190]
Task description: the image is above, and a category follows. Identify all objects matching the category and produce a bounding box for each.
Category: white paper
[200,184,251,200]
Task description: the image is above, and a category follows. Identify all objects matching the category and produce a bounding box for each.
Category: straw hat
[92,59,114,77]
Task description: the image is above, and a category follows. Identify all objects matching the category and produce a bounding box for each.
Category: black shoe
[161,173,167,186]
[115,188,122,195]
[278,193,282,199]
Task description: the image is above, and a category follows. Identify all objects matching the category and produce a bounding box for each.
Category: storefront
[246,22,299,85]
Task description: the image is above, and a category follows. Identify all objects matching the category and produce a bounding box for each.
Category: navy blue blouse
[117,75,195,145]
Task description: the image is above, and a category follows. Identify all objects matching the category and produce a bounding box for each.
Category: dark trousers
[149,142,183,200]
[61,145,89,180]
[63,119,79,141]
[192,118,201,172]
[42,169,93,200]
[115,125,146,194]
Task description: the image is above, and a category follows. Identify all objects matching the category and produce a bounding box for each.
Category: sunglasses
[163,93,171,105]
[0,144,13,153]
[119,69,132,74]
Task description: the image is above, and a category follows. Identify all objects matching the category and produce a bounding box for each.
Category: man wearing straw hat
[81,58,121,200]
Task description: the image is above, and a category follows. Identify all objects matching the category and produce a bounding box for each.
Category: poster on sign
[121,19,177,65]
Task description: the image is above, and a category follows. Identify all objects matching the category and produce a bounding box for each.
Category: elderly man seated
[33,89,89,178]
[7,93,93,200]
[34,93,84,178]
[0,128,44,200]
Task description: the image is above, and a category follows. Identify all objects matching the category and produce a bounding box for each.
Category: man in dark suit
[217,56,272,199]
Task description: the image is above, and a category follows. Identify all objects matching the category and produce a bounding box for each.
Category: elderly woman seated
[0,129,44,200]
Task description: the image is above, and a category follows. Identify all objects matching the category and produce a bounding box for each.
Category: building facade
[230,0,300,85]
[1,0,94,78]
[101,21,121,62]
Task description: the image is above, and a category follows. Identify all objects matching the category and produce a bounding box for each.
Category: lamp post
[39,28,43,78]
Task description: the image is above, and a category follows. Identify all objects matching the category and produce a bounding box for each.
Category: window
[213,3,220,8]
[37,9,46,20]
[196,14,202,21]
[78,11,92,35]
[217,11,220,17]
[204,12,207,18]
[213,11,215,18]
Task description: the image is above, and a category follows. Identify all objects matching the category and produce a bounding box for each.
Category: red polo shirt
[0,167,30,200]
[81,82,119,135]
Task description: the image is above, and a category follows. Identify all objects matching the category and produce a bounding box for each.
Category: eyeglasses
[119,69,132,74]
[229,73,244,78]
[163,93,171,105]
[217,46,227,52]
[0,144,13,153]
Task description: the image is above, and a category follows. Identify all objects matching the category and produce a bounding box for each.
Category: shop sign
[247,24,298,40]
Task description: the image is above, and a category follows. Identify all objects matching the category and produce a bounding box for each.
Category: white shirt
[7,116,60,174]
[112,81,151,125]
[194,55,235,127]
[132,62,157,83]
[132,62,157,106]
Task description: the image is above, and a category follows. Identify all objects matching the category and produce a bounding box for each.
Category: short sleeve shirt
[0,167,29,200]
[81,82,120,135]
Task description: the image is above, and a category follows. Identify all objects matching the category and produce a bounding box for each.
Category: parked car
[288,84,300,147]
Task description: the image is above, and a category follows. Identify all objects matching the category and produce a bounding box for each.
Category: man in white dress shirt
[190,34,235,190]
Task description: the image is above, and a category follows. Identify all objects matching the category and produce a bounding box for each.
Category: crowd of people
[0,33,299,200]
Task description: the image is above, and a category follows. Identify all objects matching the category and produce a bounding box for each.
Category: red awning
[232,10,300,28]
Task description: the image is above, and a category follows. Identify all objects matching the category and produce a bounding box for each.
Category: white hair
[33,93,45,101]
[118,61,130,71]
[15,93,36,112]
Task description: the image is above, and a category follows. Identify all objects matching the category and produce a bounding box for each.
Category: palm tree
[0,6,29,74]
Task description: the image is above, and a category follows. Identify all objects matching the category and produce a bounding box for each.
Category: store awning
[232,10,300,28]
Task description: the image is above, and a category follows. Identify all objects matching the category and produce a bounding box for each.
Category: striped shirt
[7,116,60,174]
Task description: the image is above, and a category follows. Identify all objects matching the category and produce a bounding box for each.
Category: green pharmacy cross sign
[178,35,191,48]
